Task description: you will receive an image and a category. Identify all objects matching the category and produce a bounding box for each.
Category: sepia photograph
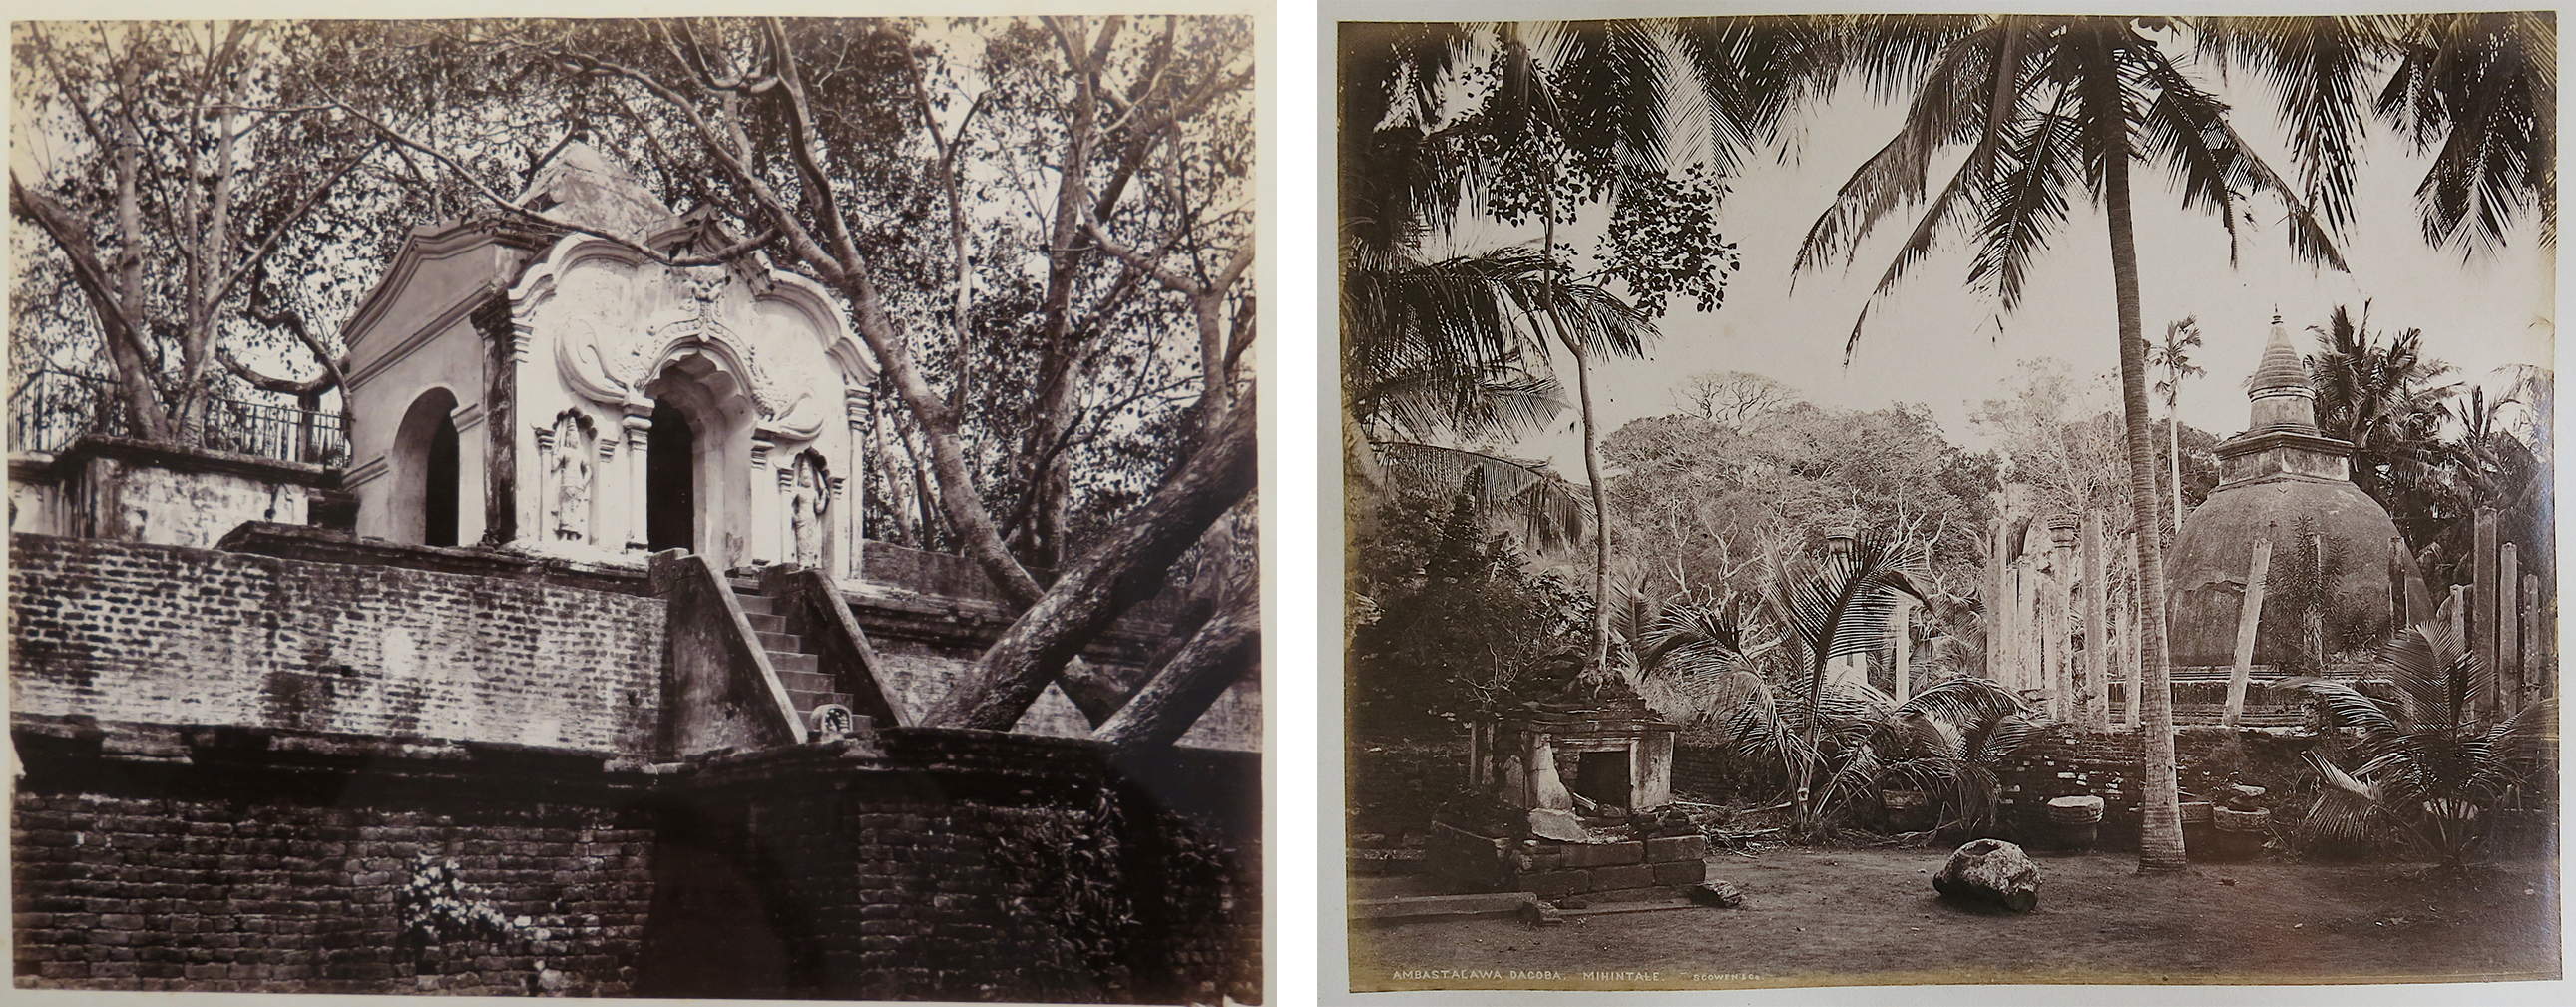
[9,12,1261,1003]
[1335,11,2557,994]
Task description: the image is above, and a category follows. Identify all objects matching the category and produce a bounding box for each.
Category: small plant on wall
[395,852,524,949]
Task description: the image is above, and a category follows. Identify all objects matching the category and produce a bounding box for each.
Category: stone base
[1426,823,1709,902]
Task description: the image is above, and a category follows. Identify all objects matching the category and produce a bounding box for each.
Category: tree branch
[927,383,1259,731]
[1092,599,1258,751]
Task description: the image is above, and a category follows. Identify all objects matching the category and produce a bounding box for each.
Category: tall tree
[321,17,1255,745]
[2307,303,2457,536]
[1342,17,1823,675]
[2150,317,2204,534]
[1794,15,2353,872]
[10,21,387,450]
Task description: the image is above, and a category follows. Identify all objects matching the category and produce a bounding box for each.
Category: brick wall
[637,731,1262,1003]
[10,534,663,756]
[13,724,1260,1000]
[11,738,655,995]
[1991,726,2333,846]
[1345,736,1469,838]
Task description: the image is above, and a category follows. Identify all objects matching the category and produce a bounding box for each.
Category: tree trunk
[926,387,1257,731]
[1569,337,1612,675]
[2106,90,2187,873]
[2167,397,2182,535]
[1093,601,1258,750]
[110,57,170,443]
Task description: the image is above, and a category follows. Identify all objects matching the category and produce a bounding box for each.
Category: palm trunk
[2167,396,2182,534]
[2106,100,2187,873]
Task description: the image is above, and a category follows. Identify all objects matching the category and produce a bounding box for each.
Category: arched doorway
[390,387,463,546]
[647,399,696,553]
[425,413,460,547]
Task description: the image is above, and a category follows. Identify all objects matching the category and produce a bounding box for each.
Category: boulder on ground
[1686,880,1745,908]
[1932,838,2039,912]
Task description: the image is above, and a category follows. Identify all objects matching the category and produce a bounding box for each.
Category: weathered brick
[1652,859,1706,885]
[1566,840,1644,868]
[1646,835,1708,862]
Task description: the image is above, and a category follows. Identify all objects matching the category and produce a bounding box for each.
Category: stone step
[767,651,820,675]
[775,669,835,693]
[743,612,789,633]
[756,630,804,652]
[789,689,853,712]
[734,593,776,616]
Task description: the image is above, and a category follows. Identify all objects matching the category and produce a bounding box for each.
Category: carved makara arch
[532,248,847,441]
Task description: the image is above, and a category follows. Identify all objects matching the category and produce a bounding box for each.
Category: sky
[1454,34,2556,471]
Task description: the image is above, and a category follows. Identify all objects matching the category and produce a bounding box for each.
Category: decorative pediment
[522,242,856,441]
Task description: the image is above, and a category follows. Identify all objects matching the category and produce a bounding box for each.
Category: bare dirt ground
[1348,846,2560,991]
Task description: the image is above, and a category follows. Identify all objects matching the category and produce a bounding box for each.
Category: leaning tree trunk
[2105,100,2187,873]
[926,387,1258,731]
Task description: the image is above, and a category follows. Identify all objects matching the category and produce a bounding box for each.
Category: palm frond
[1372,441,1588,550]
[2195,15,2401,235]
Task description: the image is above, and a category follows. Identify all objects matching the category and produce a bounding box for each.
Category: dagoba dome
[2166,316,2429,668]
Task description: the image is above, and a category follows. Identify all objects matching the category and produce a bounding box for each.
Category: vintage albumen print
[10,14,1260,1003]
[1339,13,2556,993]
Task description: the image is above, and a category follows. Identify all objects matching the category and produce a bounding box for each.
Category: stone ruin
[1432,664,1710,903]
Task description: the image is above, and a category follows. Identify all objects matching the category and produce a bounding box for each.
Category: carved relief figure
[792,452,828,568]
[553,412,593,542]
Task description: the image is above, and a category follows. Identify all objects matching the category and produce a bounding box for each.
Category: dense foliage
[1347,485,1590,737]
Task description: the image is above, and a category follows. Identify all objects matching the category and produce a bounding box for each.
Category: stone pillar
[2474,507,2499,716]
[1888,596,1913,703]
[2012,564,2033,694]
[2123,532,2142,730]
[2448,584,2467,657]
[2226,535,2274,728]
[2522,573,2544,707]
[2497,543,2519,716]
[622,405,653,552]
[1989,517,2011,688]
[2048,515,2077,721]
[2082,510,2109,731]
[776,463,799,567]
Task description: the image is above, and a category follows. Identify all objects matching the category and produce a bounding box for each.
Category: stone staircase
[732,584,851,724]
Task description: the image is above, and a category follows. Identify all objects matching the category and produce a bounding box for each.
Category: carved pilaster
[844,388,872,581]
[532,424,557,540]
[749,436,779,564]
[622,407,653,552]
[473,295,518,546]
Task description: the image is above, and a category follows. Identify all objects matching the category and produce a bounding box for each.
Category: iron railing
[8,371,347,467]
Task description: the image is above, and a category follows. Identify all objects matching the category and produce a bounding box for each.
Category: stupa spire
[2246,314,2318,435]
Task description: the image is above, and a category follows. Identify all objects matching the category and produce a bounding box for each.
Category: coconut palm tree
[2306,303,2458,541]
[2376,12,2557,252]
[2287,622,2556,868]
[1339,17,1834,675]
[1793,14,2356,872]
[2150,317,2203,534]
